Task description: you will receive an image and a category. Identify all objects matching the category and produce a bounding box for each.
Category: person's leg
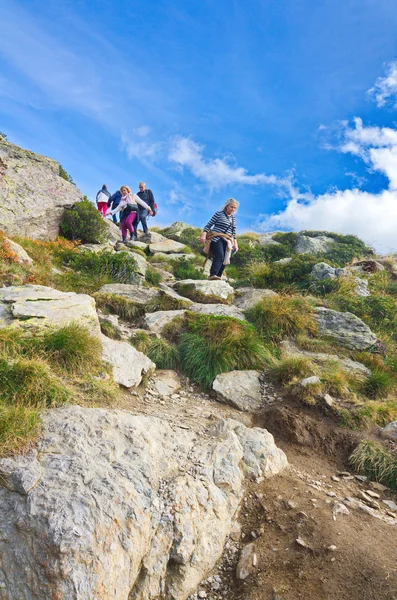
[112,214,118,225]
[129,213,138,239]
[120,218,128,241]
[139,209,149,234]
[124,213,135,238]
[98,202,107,216]
[210,239,226,276]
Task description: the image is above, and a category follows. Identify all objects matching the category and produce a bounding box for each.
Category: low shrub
[60,199,108,243]
[0,358,70,407]
[0,404,41,457]
[245,295,317,343]
[178,313,271,389]
[61,249,139,284]
[349,440,397,490]
[248,255,319,290]
[42,323,102,375]
[269,356,314,385]
[130,332,179,369]
[172,257,206,280]
[145,267,162,286]
[360,367,396,399]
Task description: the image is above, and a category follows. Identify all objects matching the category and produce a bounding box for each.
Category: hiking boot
[122,236,127,243]
[208,275,221,280]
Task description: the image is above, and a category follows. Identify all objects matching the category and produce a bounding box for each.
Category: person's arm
[95,191,100,204]
[232,216,238,251]
[199,212,218,243]
[134,193,153,214]
[148,189,155,204]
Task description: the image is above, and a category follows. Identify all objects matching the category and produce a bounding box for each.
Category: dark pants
[210,238,227,277]
[138,208,149,234]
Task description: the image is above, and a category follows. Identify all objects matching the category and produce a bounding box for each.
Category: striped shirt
[203,210,236,243]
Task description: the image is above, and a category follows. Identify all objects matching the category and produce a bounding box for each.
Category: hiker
[96,184,110,217]
[200,198,239,280]
[107,185,153,242]
[136,181,156,240]
[107,189,122,225]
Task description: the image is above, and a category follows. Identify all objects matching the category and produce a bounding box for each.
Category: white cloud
[168,136,291,191]
[258,119,397,252]
[134,126,151,137]
[121,133,163,160]
[368,60,397,108]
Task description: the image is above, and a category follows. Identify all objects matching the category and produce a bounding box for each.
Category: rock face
[381,422,397,440]
[0,285,101,337]
[0,406,288,600]
[314,307,377,350]
[296,234,335,255]
[0,138,83,240]
[234,288,278,311]
[172,280,235,304]
[213,371,262,412]
[101,334,155,387]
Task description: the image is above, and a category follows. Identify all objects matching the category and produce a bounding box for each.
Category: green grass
[338,399,397,429]
[0,404,41,457]
[0,357,70,407]
[60,248,139,284]
[145,267,162,286]
[130,331,179,369]
[269,356,315,385]
[42,323,103,375]
[177,313,271,389]
[349,440,397,490]
[245,295,317,343]
[171,257,206,280]
[94,292,142,321]
[360,367,396,399]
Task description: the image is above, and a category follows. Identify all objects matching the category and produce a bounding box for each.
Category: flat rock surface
[172,279,235,304]
[149,239,186,254]
[296,234,336,255]
[189,303,246,320]
[98,283,159,305]
[0,285,101,337]
[151,370,181,396]
[0,405,287,600]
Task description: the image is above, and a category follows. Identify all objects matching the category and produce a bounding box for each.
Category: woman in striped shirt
[200,198,239,280]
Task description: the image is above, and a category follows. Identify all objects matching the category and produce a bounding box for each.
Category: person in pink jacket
[108,185,152,242]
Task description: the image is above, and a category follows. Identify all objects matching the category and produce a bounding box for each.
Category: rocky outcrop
[101,334,155,387]
[314,307,377,350]
[311,262,370,297]
[172,280,235,304]
[153,252,196,261]
[257,232,281,246]
[0,285,101,337]
[296,234,335,255]
[234,287,278,311]
[0,406,287,600]
[0,138,83,240]
[213,371,262,412]
[163,221,192,236]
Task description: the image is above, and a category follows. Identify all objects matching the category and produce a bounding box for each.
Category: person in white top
[96,184,110,217]
[107,185,152,242]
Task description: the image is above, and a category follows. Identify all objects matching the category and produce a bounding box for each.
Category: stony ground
[118,371,397,600]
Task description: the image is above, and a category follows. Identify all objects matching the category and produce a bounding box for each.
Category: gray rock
[236,543,257,580]
[257,232,282,247]
[113,250,147,280]
[273,257,292,264]
[213,371,262,412]
[234,287,278,310]
[0,285,101,337]
[153,252,196,261]
[0,450,41,494]
[172,279,235,304]
[125,240,148,250]
[296,234,336,255]
[101,334,155,387]
[144,310,187,334]
[354,277,370,297]
[138,231,166,243]
[163,221,192,235]
[98,283,159,306]
[105,220,122,243]
[149,239,186,254]
[0,406,287,600]
[300,376,321,387]
[0,137,83,240]
[189,303,246,320]
[79,242,115,253]
[311,262,336,280]
[314,307,377,350]
[381,421,397,440]
[6,238,34,264]
[151,370,181,396]
[383,500,397,512]
[159,283,194,306]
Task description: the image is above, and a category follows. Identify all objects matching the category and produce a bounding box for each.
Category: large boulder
[98,283,159,307]
[234,287,278,311]
[0,285,101,337]
[0,406,287,600]
[213,370,263,412]
[172,280,235,305]
[0,138,83,240]
[101,334,155,387]
[296,234,335,255]
[314,307,377,350]
[149,239,186,254]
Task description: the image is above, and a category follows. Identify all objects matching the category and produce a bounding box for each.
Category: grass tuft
[269,356,314,385]
[130,332,179,369]
[0,404,41,457]
[349,440,397,490]
[42,323,102,375]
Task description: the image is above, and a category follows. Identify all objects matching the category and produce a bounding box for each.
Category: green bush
[145,267,162,286]
[349,440,397,490]
[248,255,319,290]
[61,249,138,284]
[172,257,206,280]
[42,323,102,375]
[60,199,108,243]
[0,358,70,407]
[272,231,299,253]
[178,313,271,389]
[245,295,317,343]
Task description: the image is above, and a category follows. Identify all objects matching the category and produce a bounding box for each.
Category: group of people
[96,183,239,280]
[95,182,156,242]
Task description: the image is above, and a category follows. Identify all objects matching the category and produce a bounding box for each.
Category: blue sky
[2,0,397,251]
